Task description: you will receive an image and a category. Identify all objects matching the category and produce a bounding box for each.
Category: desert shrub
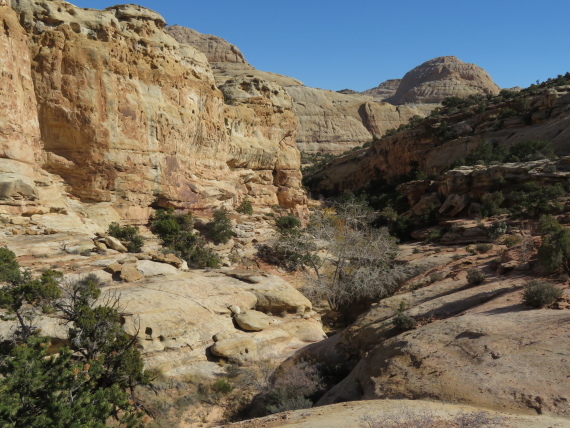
[275,214,301,231]
[466,268,486,285]
[429,272,445,283]
[0,254,150,426]
[487,221,508,239]
[480,192,505,217]
[425,229,442,243]
[510,182,565,218]
[523,280,562,308]
[150,209,221,268]
[537,226,570,271]
[393,312,417,332]
[236,197,253,215]
[212,378,233,394]
[465,140,508,166]
[475,243,493,253]
[205,208,233,245]
[257,360,322,416]
[503,235,522,248]
[391,216,414,240]
[507,140,555,162]
[538,214,562,235]
[108,222,144,253]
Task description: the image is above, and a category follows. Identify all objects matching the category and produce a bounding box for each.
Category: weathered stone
[210,337,258,362]
[235,310,272,331]
[104,236,128,253]
[119,265,143,283]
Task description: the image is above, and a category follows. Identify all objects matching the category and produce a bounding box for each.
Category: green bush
[275,215,301,231]
[236,197,253,215]
[475,243,493,253]
[206,208,233,245]
[212,378,233,394]
[480,192,505,217]
[510,182,565,218]
[507,140,555,162]
[150,209,221,268]
[466,268,486,285]
[537,227,570,272]
[393,312,417,332]
[503,235,522,248]
[487,221,508,239]
[108,222,144,253]
[426,229,442,243]
[523,280,562,308]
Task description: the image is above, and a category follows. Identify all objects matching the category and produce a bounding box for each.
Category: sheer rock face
[2,0,306,221]
[386,56,500,105]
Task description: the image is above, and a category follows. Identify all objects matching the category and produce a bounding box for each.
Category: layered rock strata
[385,56,501,105]
[1,0,306,221]
[308,85,570,195]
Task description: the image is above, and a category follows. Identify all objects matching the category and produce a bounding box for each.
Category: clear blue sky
[71,0,570,91]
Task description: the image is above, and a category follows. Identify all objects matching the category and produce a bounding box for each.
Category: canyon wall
[1,0,306,221]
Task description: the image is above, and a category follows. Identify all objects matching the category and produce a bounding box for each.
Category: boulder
[210,337,258,362]
[235,310,272,331]
[119,265,143,283]
[104,236,128,253]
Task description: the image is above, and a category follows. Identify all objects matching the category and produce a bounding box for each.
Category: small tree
[0,251,149,426]
[206,208,233,245]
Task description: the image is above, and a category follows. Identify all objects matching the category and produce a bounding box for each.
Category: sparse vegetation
[523,280,562,308]
[108,222,144,253]
[475,243,493,253]
[150,208,221,268]
[236,197,254,215]
[466,268,486,285]
[205,208,233,245]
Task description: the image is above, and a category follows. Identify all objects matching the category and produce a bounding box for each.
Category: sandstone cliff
[1,0,306,221]
[165,25,436,154]
[308,85,570,195]
[385,56,500,105]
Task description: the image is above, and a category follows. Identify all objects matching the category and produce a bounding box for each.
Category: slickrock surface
[0,213,325,376]
[298,243,570,418]
[386,56,500,105]
[226,399,570,428]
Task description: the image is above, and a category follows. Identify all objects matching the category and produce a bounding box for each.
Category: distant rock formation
[361,79,401,101]
[385,56,500,105]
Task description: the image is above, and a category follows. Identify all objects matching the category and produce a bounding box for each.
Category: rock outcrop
[298,242,570,418]
[361,78,401,101]
[308,85,570,195]
[386,56,500,105]
[1,0,307,222]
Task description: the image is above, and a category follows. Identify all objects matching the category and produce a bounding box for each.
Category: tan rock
[386,56,500,105]
[119,265,143,283]
[210,337,258,362]
[103,262,123,275]
[104,236,128,253]
[235,310,272,331]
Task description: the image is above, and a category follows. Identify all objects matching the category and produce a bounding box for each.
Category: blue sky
[71,0,570,91]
